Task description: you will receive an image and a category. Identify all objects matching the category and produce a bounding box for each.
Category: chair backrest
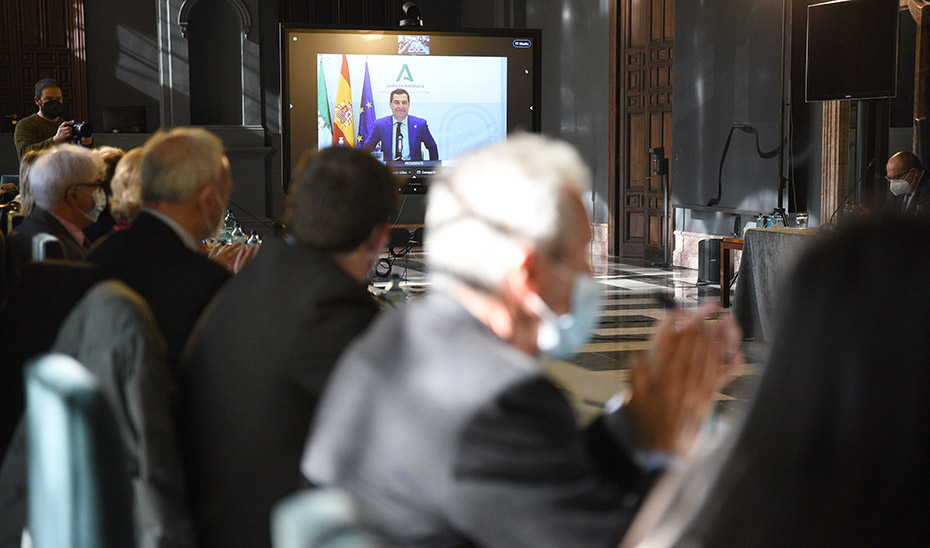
[9,212,23,232]
[24,353,135,548]
[31,233,66,261]
[0,228,7,302]
[0,202,22,235]
[271,488,382,548]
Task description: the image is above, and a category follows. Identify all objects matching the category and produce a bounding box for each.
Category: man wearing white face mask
[87,127,232,372]
[7,144,106,277]
[302,133,743,548]
[882,150,930,216]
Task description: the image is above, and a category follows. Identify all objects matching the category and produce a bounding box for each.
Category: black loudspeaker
[697,239,721,285]
[891,10,917,128]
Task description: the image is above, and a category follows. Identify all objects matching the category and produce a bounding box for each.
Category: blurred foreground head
[426,133,591,293]
[653,216,930,547]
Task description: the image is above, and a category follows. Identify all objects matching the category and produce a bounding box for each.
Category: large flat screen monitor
[805,0,899,102]
[281,26,541,192]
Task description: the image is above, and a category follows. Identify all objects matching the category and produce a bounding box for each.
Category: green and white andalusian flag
[318,56,333,147]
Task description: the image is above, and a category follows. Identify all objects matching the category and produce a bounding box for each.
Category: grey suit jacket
[303,293,654,548]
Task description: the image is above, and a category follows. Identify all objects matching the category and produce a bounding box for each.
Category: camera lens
[73,122,94,138]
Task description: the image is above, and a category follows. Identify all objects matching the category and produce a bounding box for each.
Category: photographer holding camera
[14,78,95,161]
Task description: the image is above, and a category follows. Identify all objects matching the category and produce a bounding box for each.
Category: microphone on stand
[828,158,875,226]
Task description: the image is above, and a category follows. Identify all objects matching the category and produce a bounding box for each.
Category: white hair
[425,133,591,292]
[140,127,225,203]
[30,145,106,209]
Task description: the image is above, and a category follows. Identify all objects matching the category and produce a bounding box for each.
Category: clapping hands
[625,302,743,456]
[206,241,260,273]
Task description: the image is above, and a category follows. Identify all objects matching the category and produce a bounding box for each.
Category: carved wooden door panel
[0,0,88,133]
[618,0,673,261]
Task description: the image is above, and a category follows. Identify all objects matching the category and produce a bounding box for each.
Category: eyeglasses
[73,181,107,195]
[885,170,910,182]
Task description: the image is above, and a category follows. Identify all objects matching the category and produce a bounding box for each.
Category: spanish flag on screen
[333,54,354,147]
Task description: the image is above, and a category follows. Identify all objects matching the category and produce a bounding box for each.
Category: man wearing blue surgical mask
[302,133,743,548]
[882,150,929,216]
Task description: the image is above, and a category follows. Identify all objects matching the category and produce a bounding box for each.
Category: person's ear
[197,184,217,211]
[64,185,80,205]
[519,248,545,295]
[506,246,541,302]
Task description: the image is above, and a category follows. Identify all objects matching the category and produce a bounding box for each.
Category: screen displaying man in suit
[362,88,439,162]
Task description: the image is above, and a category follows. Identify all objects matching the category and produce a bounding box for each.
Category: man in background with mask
[7,144,106,280]
[14,78,94,161]
[882,150,929,216]
[87,127,231,371]
[302,134,743,548]
[178,146,395,548]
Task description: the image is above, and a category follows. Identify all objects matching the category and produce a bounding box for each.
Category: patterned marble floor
[374,250,765,422]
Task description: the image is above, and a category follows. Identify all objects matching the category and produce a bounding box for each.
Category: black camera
[68,121,94,145]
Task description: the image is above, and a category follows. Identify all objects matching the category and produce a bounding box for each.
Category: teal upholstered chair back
[25,353,134,548]
[271,488,382,548]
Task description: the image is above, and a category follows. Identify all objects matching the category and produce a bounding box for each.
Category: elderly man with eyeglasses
[7,144,107,274]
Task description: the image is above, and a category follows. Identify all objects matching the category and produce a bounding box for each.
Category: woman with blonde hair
[109,147,144,227]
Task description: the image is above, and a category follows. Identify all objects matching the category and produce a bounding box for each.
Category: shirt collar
[47,210,88,247]
[142,206,200,250]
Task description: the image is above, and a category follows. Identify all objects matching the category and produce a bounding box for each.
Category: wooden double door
[0,0,88,133]
[616,0,674,262]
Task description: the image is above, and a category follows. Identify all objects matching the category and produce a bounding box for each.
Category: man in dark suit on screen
[362,88,439,162]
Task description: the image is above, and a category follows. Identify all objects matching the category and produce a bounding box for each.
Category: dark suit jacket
[86,211,230,369]
[179,238,380,548]
[362,115,439,161]
[7,207,87,285]
[882,172,930,216]
[303,293,654,548]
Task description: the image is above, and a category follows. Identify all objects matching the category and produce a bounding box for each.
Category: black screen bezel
[280,24,542,193]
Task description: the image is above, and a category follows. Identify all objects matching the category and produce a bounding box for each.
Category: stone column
[820,101,850,224]
[157,0,191,127]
